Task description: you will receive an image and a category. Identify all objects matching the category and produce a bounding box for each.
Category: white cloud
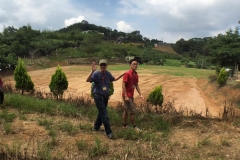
[116,21,134,32]
[64,16,85,27]
[0,0,104,32]
[0,0,239,43]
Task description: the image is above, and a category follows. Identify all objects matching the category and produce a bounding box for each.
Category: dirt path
[3,65,222,117]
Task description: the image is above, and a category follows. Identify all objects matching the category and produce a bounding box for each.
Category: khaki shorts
[123,98,135,114]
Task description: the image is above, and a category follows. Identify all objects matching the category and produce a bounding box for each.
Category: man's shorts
[123,98,135,114]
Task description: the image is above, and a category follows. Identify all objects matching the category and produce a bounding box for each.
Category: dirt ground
[3,65,240,118]
[2,65,240,159]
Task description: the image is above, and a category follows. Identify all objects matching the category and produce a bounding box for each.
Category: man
[86,59,125,139]
[122,58,144,131]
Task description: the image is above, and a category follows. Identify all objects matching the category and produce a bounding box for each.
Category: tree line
[0,21,164,68]
[172,27,240,68]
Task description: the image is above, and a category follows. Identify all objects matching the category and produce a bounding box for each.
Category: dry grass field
[154,45,177,54]
[1,62,240,159]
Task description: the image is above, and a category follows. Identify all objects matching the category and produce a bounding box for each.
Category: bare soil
[1,64,240,159]
[4,65,239,117]
[154,45,177,54]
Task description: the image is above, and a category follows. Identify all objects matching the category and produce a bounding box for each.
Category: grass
[109,64,215,78]
[63,62,215,78]
[88,137,109,158]
[76,139,87,151]
[1,65,240,159]
[139,65,215,78]
[0,110,17,123]
[1,93,240,159]
[59,121,79,135]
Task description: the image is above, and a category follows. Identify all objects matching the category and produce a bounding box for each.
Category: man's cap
[99,59,107,65]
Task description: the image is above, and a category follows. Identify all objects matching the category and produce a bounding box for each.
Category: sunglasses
[100,63,106,66]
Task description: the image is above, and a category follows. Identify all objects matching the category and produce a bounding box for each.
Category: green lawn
[108,65,215,78]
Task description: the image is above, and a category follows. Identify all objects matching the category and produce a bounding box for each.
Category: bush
[164,59,182,66]
[217,67,228,85]
[187,61,196,68]
[49,65,68,100]
[215,65,221,75]
[147,85,164,106]
[14,58,34,94]
[209,66,216,70]
[91,82,114,98]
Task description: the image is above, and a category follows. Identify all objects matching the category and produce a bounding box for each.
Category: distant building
[81,30,104,35]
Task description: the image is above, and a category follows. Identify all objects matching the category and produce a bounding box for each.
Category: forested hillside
[172,27,240,69]
[0,21,181,69]
[0,20,240,70]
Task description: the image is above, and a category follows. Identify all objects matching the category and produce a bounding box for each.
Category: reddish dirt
[3,65,240,118]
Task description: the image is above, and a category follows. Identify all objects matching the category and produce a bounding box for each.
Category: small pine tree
[14,58,34,95]
[217,67,228,85]
[49,65,68,100]
[147,85,164,106]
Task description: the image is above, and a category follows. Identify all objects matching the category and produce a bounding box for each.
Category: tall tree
[14,58,34,95]
[207,27,240,66]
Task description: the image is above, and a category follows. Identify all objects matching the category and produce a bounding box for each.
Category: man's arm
[86,70,95,82]
[122,81,129,100]
[135,83,144,99]
[86,61,97,82]
[114,72,126,81]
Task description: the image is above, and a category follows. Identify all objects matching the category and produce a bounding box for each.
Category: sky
[0,0,240,43]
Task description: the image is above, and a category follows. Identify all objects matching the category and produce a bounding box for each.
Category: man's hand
[124,96,129,101]
[91,61,97,71]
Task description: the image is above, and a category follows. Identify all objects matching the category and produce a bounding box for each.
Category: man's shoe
[107,133,114,139]
[94,128,104,132]
[123,125,130,129]
[134,126,142,132]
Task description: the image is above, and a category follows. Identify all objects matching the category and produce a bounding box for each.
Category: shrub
[187,61,196,68]
[209,66,216,70]
[215,65,221,75]
[91,82,114,98]
[147,85,164,106]
[164,59,182,67]
[49,65,68,100]
[14,58,34,94]
[217,67,228,85]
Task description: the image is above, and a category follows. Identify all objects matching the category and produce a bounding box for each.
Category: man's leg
[94,94,112,135]
[128,98,136,127]
[122,111,128,126]
[94,113,102,131]
[130,113,136,126]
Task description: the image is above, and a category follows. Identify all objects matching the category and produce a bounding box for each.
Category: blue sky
[0,0,240,43]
